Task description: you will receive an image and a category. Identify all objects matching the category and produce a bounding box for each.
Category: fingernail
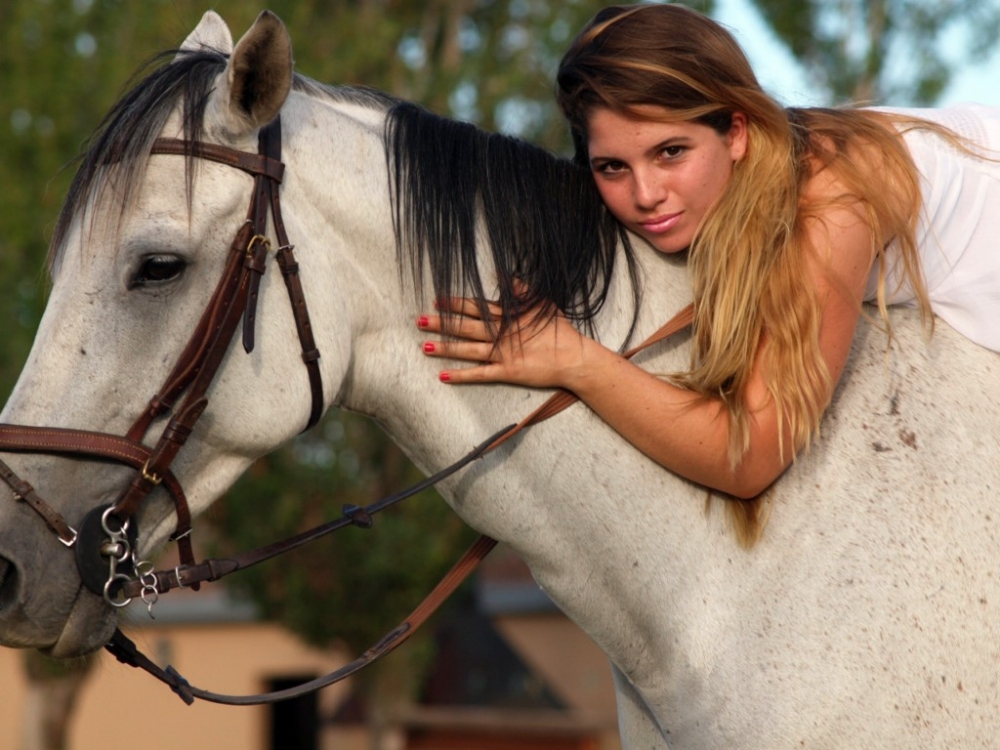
[439,372,451,383]
[423,342,436,353]
[417,315,429,328]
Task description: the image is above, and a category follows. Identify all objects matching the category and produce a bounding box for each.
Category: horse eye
[132,256,186,287]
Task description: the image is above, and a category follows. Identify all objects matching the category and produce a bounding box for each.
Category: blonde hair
[557,5,935,540]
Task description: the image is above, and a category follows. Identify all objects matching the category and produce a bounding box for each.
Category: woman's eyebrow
[645,135,692,155]
[590,134,694,161]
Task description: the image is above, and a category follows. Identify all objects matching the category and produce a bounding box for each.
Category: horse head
[0,0,656,658]
[0,11,354,657]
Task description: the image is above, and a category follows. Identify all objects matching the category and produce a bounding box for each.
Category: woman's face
[586,106,747,254]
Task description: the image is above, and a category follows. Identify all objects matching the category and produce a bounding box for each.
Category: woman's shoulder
[798,121,913,245]
[800,131,886,203]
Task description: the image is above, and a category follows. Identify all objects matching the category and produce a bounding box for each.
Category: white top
[865,105,1000,352]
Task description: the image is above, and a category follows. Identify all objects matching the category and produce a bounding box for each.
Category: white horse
[0,11,997,749]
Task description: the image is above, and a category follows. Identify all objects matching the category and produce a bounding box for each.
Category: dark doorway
[268,676,319,750]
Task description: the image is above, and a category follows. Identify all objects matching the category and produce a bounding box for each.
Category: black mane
[385,103,639,341]
[49,49,394,269]
[51,48,639,343]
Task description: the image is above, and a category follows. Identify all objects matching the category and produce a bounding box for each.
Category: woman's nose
[633,170,666,210]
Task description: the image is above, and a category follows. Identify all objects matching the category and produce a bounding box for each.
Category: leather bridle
[0,116,695,705]
[0,118,321,598]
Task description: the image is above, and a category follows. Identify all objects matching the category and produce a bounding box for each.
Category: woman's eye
[596,161,625,175]
[661,145,685,158]
[131,256,186,288]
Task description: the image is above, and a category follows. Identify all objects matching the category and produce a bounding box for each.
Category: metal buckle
[246,233,271,258]
[141,460,162,486]
[58,527,78,548]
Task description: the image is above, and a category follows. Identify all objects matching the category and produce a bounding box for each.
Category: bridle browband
[0,116,695,706]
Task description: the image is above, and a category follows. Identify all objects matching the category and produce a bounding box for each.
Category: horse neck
[281,90,697,511]
[282,102,725,672]
[339,223,692,490]
[284,88,696,500]
[334,223,712,673]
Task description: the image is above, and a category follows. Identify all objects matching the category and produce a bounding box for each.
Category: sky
[713,0,1000,108]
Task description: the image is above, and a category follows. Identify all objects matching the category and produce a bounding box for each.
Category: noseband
[0,118,323,605]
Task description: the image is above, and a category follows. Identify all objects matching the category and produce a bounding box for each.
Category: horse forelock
[47,47,393,276]
[48,49,228,274]
[383,103,641,344]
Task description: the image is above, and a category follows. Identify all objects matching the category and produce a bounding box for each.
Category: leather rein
[0,117,694,706]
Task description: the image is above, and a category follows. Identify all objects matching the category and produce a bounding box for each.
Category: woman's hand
[417,291,796,498]
[417,296,592,389]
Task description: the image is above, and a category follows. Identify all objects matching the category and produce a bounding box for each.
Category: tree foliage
[748,0,1000,104]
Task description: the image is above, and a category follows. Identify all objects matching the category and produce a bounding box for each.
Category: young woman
[417,4,1000,499]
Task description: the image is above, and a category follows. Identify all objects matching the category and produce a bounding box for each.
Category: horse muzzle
[0,460,131,655]
[0,538,116,657]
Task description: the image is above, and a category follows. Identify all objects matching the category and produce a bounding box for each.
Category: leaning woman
[418,4,1000,500]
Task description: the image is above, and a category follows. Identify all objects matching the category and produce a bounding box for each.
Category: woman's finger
[418,312,503,342]
[443,315,494,341]
[422,339,499,363]
[437,363,508,385]
[434,296,503,319]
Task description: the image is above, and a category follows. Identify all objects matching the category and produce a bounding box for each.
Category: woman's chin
[643,234,690,255]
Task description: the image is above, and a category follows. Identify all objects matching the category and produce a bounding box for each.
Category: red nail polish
[417,315,429,328]
[423,342,436,353]
[439,372,450,383]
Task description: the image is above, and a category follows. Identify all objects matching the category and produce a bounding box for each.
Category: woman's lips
[639,212,682,234]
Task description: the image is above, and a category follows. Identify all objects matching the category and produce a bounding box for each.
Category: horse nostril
[0,557,17,611]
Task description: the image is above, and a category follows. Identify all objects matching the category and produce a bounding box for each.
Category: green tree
[748,0,1000,104]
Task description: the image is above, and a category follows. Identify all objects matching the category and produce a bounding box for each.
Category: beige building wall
[0,547,622,750]
[0,620,351,750]
[494,613,618,724]
[1,613,622,750]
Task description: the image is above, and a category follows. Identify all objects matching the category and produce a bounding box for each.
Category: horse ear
[178,11,234,57]
[220,11,293,134]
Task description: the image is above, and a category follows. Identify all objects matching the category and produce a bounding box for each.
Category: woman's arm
[420,190,875,498]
